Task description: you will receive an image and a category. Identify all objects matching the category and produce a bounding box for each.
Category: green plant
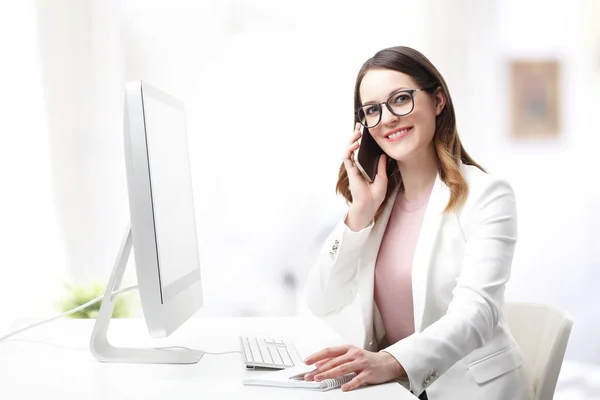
[56,281,136,319]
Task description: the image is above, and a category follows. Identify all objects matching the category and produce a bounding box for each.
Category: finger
[355,122,362,135]
[343,140,360,163]
[348,130,361,146]
[306,353,354,380]
[304,345,351,366]
[341,371,368,392]
[343,143,361,177]
[314,357,363,381]
[373,153,388,185]
[343,158,362,180]
[315,358,332,368]
[348,123,362,145]
[305,357,333,379]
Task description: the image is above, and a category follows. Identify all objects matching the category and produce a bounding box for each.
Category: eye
[365,106,380,116]
[392,93,411,104]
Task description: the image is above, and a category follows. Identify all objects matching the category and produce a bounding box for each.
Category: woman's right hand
[343,123,389,231]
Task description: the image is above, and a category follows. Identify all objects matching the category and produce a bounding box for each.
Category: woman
[302,46,531,400]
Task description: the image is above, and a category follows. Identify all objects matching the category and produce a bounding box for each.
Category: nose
[380,105,399,127]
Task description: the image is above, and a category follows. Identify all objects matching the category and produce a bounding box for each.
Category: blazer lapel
[412,174,449,333]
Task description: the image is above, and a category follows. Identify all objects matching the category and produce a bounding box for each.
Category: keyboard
[239,336,303,369]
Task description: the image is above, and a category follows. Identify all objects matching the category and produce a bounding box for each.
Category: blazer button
[424,372,438,387]
[424,374,435,387]
[331,240,340,252]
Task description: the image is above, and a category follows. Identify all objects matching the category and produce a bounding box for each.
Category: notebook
[242,365,356,391]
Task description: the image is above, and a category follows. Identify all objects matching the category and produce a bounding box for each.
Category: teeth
[388,128,410,139]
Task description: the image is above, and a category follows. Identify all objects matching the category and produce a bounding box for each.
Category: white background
[0,1,599,396]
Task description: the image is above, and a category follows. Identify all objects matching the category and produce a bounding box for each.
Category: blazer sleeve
[304,212,374,316]
[383,178,518,397]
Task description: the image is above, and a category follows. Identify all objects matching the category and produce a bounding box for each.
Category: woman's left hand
[302,344,407,391]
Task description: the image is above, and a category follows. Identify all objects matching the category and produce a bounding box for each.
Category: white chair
[504,302,574,400]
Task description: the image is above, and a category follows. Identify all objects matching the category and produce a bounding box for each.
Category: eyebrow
[362,87,409,105]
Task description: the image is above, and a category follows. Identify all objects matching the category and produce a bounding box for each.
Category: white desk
[0,316,416,399]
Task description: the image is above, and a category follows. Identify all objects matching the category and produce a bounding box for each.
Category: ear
[434,87,446,116]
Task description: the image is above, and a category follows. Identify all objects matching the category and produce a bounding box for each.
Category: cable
[0,285,242,356]
[202,350,243,356]
[2,341,242,355]
[3,338,87,351]
[154,345,242,355]
[0,285,138,343]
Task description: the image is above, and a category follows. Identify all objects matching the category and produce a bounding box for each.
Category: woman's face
[358,69,445,164]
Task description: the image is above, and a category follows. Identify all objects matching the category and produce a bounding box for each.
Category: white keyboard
[239,336,303,369]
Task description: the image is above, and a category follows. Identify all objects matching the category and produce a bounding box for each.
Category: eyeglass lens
[357,91,415,128]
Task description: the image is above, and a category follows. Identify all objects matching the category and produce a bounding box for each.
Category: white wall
[463,0,600,363]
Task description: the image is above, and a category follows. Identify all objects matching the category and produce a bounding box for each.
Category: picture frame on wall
[510,60,560,138]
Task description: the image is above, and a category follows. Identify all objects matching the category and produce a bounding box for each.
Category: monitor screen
[122,81,203,338]
[143,94,200,302]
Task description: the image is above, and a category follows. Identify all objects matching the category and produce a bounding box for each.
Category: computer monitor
[89,81,204,364]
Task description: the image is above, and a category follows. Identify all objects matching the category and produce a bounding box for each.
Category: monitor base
[89,224,203,364]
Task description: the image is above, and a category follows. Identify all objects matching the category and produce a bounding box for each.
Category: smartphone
[353,126,384,183]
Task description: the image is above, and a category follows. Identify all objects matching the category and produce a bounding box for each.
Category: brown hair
[335,46,484,220]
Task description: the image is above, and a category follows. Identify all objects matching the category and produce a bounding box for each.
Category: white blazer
[304,164,532,400]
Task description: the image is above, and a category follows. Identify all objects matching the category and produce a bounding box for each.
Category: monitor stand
[89,224,203,364]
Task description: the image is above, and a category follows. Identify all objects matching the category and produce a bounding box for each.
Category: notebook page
[242,365,356,391]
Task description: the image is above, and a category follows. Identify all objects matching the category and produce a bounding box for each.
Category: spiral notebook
[242,365,356,391]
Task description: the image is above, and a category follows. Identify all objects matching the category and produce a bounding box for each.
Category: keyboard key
[278,347,294,366]
[250,343,263,363]
[242,340,253,362]
[259,344,273,364]
[269,346,283,365]
[239,336,299,368]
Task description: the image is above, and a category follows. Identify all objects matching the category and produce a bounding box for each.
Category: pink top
[374,186,432,345]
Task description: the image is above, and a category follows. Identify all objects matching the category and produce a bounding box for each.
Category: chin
[382,138,433,165]
[377,131,420,161]
[383,146,416,163]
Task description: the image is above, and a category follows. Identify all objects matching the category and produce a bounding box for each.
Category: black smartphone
[353,126,384,183]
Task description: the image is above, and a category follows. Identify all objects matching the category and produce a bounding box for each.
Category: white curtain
[0,0,66,331]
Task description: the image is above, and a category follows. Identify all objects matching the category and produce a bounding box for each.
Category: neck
[396,144,438,201]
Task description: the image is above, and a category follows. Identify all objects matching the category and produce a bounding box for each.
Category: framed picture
[510,60,560,138]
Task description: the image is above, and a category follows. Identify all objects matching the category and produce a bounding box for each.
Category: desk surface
[0,316,415,399]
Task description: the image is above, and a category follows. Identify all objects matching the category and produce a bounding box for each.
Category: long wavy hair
[335,46,485,220]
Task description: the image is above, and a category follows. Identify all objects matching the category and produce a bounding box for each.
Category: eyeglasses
[356,88,429,129]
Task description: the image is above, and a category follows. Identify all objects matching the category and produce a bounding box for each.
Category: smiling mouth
[385,126,413,140]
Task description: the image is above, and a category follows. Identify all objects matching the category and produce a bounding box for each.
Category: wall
[465,0,600,363]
